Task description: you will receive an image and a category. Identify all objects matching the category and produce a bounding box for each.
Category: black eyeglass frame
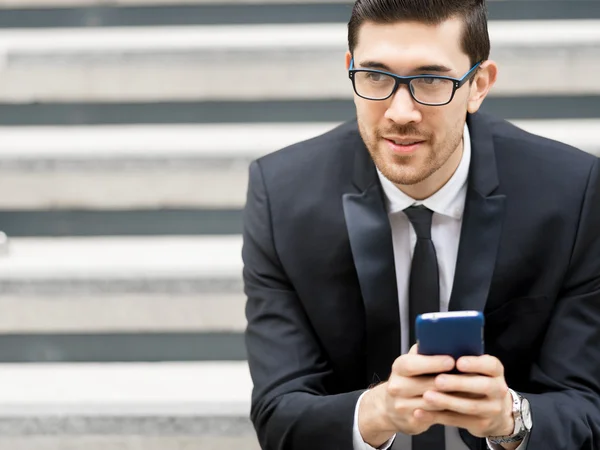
[348,59,483,106]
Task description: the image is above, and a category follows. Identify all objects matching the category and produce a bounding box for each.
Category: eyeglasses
[348,59,482,106]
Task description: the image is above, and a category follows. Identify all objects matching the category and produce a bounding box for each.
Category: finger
[414,410,485,435]
[409,344,418,354]
[397,397,447,413]
[392,354,455,377]
[434,374,506,398]
[421,390,502,417]
[450,392,487,400]
[387,375,437,398]
[456,354,504,377]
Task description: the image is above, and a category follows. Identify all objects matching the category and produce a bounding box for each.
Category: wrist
[358,383,396,447]
[488,389,532,447]
[499,389,516,436]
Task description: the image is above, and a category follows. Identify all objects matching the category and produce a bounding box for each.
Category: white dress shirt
[352,124,528,450]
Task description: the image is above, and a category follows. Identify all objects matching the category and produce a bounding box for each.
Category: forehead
[354,18,470,71]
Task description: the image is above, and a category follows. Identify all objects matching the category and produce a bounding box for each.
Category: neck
[394,139,464,201]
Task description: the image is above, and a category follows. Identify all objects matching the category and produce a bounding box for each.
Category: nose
[384,84,422,125]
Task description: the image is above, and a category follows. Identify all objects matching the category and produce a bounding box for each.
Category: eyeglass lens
[353,71,455,105]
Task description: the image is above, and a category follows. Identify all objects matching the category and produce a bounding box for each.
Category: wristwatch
[488,389,533,445]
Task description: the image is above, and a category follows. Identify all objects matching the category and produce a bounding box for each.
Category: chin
[380,166,427,186]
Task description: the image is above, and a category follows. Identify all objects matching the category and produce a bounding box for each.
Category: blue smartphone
[416,310,484,363]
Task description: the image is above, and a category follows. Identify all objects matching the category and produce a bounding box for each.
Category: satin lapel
[449,112,506,314]
[342,134,400,385]
[449,189,506,312]
[451,113,507,450]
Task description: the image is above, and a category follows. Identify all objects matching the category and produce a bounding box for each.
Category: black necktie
[404,205,440,346]
[404,205,445,450]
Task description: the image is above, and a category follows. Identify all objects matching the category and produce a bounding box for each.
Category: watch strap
[488,389,527,444]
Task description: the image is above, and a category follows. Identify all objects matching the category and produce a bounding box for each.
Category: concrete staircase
[0,361,259,450]
[0,1,598,448]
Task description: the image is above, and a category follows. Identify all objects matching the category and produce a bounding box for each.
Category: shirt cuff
[352,391,396,450]
[486,432,530,450]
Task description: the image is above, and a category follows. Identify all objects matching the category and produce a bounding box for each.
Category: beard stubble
[358,119,464,187]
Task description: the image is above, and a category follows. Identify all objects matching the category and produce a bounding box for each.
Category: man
[242,0,600,449]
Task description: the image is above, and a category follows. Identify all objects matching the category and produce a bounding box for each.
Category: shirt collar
[376,123,471,219]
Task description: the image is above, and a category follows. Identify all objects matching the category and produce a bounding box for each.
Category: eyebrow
[357,60,453,75]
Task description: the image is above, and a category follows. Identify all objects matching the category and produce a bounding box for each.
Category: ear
[345,51,353,70]
[467,60,498,114]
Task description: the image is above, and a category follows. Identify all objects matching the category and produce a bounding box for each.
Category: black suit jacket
[242,112,600,450]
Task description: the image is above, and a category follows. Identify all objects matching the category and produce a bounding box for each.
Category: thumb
[409,344,419,354]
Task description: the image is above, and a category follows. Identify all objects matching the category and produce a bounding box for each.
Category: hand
[415,354,515,439]
[358,345,455,446]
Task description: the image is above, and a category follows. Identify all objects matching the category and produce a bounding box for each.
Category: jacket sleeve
[523,158,600,449]
[243,160,363,450]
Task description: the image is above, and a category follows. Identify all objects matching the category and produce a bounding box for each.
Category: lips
[385,137,425,145]
[384,138,425,154]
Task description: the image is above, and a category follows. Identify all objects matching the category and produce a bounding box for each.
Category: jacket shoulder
[255,120,359,175]
[487,114,596,171]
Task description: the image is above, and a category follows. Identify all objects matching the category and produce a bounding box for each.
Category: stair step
[0,294,246,333]
[0,120,596,163]
[0,361,258,448]
[0,236,242,290]
[0,436,259,450]
[0,120,596,209]
[0,21,597,101]
[0,361,251,415]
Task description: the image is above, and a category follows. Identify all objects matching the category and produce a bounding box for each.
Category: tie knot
[404,205,434,239]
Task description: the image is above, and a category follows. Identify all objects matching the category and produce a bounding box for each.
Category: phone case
[416,311,484,360]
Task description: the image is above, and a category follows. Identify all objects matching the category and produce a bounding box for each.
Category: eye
[365,72,385,82]
[418,77,442,85]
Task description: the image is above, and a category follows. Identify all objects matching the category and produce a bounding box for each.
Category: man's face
[348,18,477,188]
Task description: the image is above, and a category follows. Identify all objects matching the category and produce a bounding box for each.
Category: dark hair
[348,0,490,67]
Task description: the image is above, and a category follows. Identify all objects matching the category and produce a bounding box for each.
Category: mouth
[383,138,426,154]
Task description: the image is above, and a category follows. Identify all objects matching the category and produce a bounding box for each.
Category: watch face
[521,398,533,430]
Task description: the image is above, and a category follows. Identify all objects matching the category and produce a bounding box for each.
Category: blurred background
[0,0,597,448]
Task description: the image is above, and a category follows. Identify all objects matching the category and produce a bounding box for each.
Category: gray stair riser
[0,209,243,237]
[0,332,247,362]
[0,97,598,125]
[0,1,599,29]
[0,0,351,6]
